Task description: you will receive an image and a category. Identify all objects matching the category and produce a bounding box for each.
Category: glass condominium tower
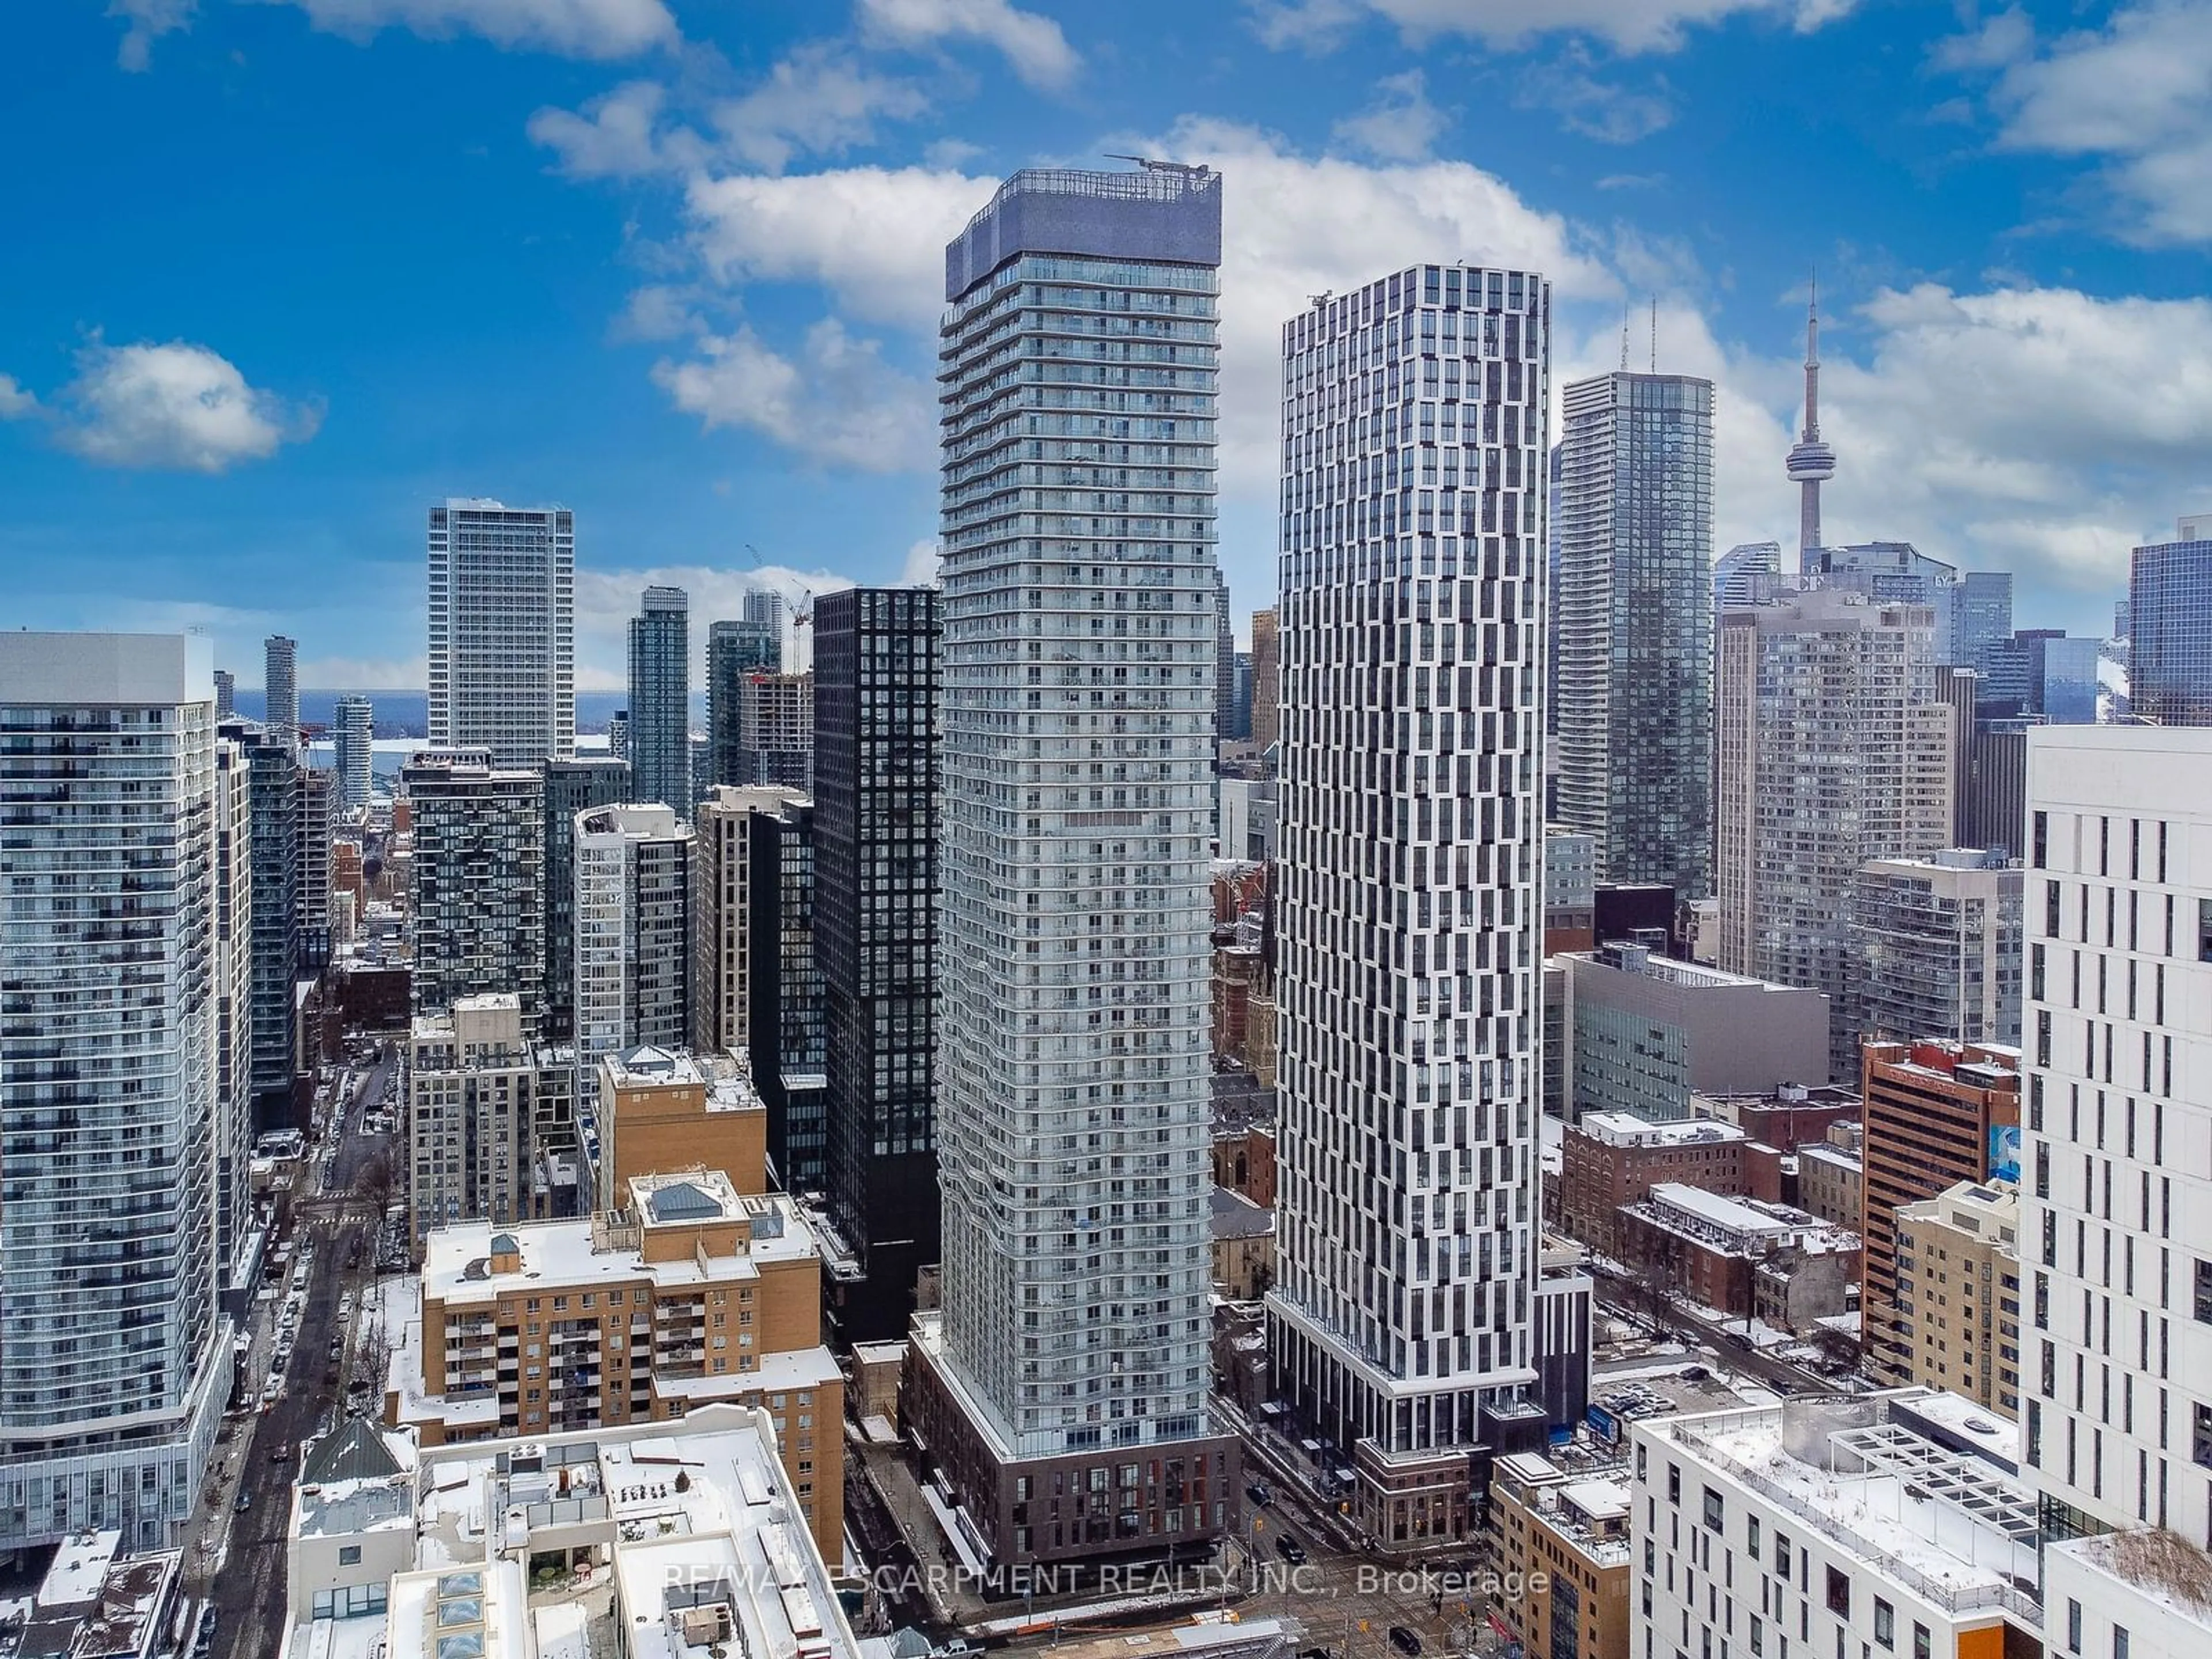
[1270,264,1549,1551]
[904,162,1234,1570]
[0,634,229,1551]
[1550,370,1714,894]
[426,499,576,768]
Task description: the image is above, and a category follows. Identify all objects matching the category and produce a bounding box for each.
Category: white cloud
[1331,70,1450,161]
[682,165,998,331]
[0,374,36,418]
[650,319,935,472]
[1928,5,2032,73]
[262,0,676,59]
[1954,0,2212,244]
[53,339,320,473]
[528,79,690,179]
[108,0,196,71]
[610,284,701,342]
[1516,51,1675,142]
[855,0,1079,88]
[1247,0,1851,54]
[709,42,931,172]
[900,539,943,587]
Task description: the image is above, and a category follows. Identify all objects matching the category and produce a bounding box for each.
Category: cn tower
[1784,276,1836,564]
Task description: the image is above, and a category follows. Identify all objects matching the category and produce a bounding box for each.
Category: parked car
[1245,1482,1272,1508]
[1388,1630,1421,1656]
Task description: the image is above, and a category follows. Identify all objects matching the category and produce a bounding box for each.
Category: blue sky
[3,0,2207,687]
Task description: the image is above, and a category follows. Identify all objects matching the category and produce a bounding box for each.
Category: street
[173,1044,399,1659]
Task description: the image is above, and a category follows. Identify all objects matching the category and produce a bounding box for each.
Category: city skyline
[3,3,2201,689]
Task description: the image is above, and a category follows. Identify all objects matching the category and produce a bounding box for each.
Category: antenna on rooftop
[1650,295,1658,373]
[1619,305,1629,372]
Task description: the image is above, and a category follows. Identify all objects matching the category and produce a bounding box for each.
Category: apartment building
[1895,1179,2021,1418]
[406,993,565,1244]
[385,1168,842,1560]
[1487,1450,1633,1659]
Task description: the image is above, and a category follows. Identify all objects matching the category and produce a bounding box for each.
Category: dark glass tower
[626,585,690,812]
[707,617,783,789]
[1551,370,1715,896]
[812,586,941,1343]
[745,797,824,1194]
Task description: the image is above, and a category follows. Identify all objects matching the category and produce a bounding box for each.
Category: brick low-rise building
[385,1168,843,1562]
[1614,1184,1859,1331]
[1559,1112,1751,1257]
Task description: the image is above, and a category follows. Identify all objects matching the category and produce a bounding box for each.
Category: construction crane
[741,542,813,631]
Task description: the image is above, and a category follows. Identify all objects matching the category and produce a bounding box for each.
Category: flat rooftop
[1578,1112,1747,1149]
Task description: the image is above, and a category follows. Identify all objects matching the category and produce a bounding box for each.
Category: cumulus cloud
[0,374,36,419]
[1331,70,1450,161]
[855,0,1080,88]
[260,0,677,59]
[108,0,196,71]
[1247,0,1851,54]
[528,79,690,179]
[1946,0,2212,245]
[48,339,319,473]
[650,319,935,473]
[1515,51,1675,142]
[710,42,932,172]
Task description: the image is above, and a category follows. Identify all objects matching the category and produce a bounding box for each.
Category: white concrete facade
[1268,263,1547,1547]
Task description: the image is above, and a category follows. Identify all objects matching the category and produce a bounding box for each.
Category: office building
[1230,649,1254,741]
[212,666,235,718]
[606,709,628,762]
[405,993,558,1244]
[1850,849,2025,1049]
[1562,942,1828,1123]
[403,750,546,1037]
[0,634,229,1552]
[904,161,1234,1570]
[1551,370,1715,895]
[707,616,782,791]
[1717,592,1957,1078]
[688,785,803,1060]
[737,671,814,790]
[1859,1039,2020,1388]
[2128,516,2212,725]
[539,756,630,1046]
[1893,1178,2021,1417]
[573,803,692,1085]
[2022,725,2212,1656]
[1544,825,1598,953]
[1557,1112,1752,1260]
[1985,629,2104,725]
[626,584,690,812]
[1270,260,1550,1550]
[425,499,575,767]
[1806,541,1960,661]
[1711,540,1783,617]
[1955,570,2014,671]
[810,586,941,1343]
[332,692,373,810]
[1250,607,1279,757]
[264,634,298,745]
[387,1169,845,1559]
[1631,1392,2042,1659]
